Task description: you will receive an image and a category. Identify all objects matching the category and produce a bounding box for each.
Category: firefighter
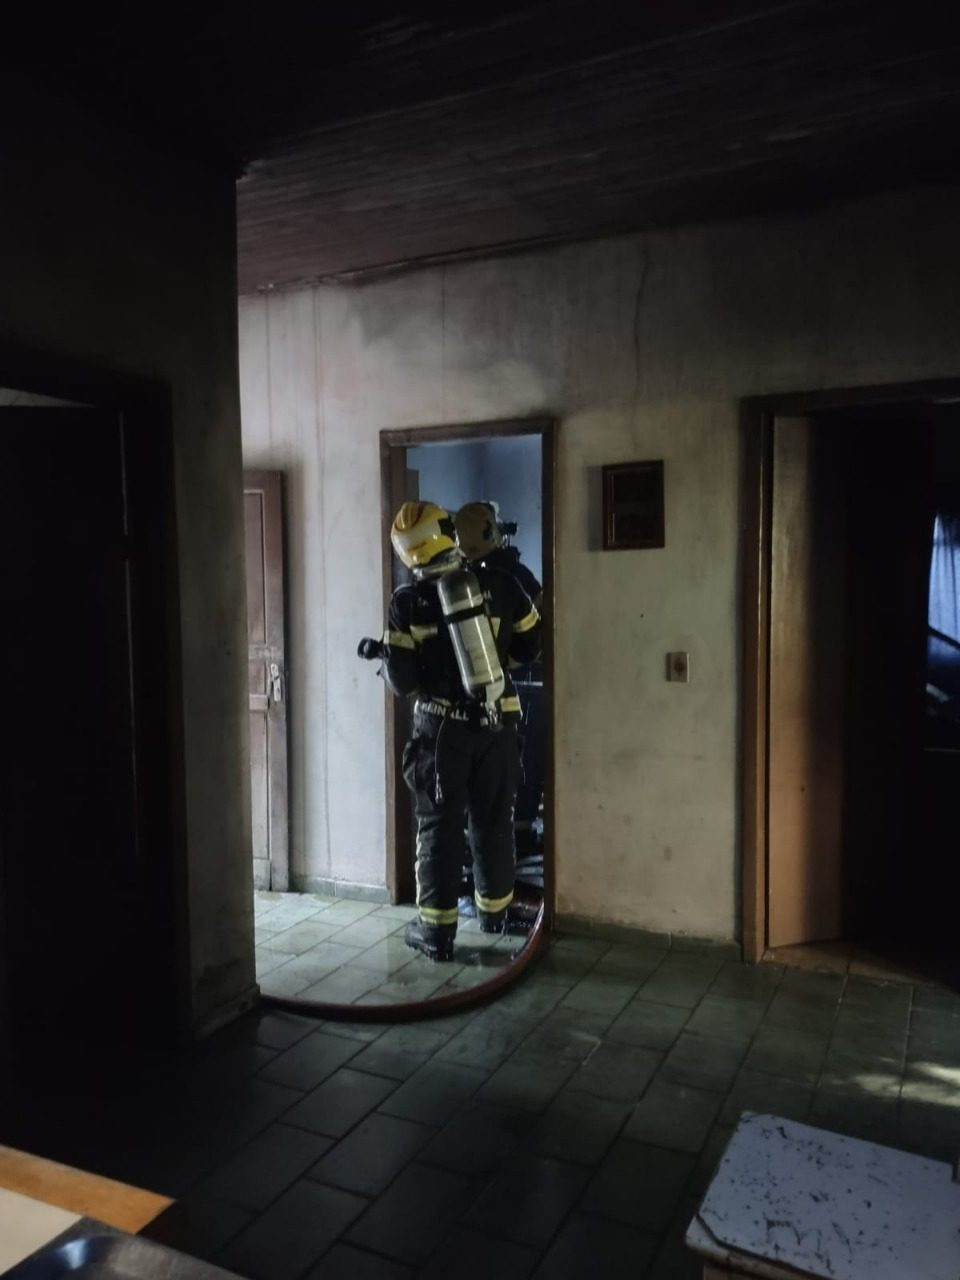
[373,500,541,961]
[455,501,545,863]
[455,501,543,613]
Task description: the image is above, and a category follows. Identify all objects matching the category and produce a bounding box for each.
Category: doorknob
[270,662,283,704]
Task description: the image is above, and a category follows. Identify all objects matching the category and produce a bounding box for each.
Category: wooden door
[244,472,289,891]
[767,417,846,947]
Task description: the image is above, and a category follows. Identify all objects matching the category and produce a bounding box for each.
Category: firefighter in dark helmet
[374,500,541,961]
[455,501,543,613]
[455,500,546,863]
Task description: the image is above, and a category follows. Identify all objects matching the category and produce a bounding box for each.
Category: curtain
[929,513,960,642]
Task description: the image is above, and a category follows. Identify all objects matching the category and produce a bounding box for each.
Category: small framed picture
[602,460,665,550]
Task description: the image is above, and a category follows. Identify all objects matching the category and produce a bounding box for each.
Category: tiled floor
[8,932,960,1280]
[254,893,526,1005]
[764,938,954,985]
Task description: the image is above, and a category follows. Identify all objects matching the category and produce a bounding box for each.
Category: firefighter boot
[478,908,508,935]
[404,919,456,962]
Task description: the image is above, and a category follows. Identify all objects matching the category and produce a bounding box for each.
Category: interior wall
[407,441,487,515]
[240,182,960,939]
[1,75,254,1035]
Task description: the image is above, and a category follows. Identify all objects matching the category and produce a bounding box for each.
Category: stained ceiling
[14,1,960,290]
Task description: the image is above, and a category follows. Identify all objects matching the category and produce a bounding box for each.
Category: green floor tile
[623,1079,722,1153]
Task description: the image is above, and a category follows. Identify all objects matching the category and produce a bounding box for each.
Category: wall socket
[667,651,690,682]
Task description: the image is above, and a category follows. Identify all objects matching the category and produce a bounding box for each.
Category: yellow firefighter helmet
[390,500,457,569]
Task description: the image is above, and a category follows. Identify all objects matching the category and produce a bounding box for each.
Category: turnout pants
[402,714,520,928]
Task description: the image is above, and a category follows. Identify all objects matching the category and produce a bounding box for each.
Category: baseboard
[290,875,389,904]
[194,983,261,1041]
[555,913,741,958]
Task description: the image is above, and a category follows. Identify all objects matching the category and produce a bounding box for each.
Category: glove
[358,637,385,661]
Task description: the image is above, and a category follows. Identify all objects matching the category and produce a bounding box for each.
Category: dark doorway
[743,385,960,984]
[0,396,184,1057]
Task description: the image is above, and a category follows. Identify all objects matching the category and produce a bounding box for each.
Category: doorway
[380,418,557,925]
[742,383,960,984]
[253,416,557,1016]
[0,377,185,1052]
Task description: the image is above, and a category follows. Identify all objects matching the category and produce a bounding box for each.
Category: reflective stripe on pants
[402,720,519,924]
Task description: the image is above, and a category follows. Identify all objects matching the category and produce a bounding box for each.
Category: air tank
[436,567,505,713]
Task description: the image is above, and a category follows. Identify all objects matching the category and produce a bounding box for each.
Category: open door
[244,471,289,891]
[767,417,846,947]
[744,387,944,966]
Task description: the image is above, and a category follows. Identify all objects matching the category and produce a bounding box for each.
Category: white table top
[0,1185,80,1273]
[688,1113,960,1280]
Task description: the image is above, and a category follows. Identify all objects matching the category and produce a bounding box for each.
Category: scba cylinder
[436,568,505,709]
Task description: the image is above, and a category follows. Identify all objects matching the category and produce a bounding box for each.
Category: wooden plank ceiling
[20,0,960,290]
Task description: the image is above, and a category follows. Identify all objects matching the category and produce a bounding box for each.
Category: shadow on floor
[4,933,960,1279]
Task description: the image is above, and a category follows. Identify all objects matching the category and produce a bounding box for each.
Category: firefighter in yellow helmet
[367,500,541,961]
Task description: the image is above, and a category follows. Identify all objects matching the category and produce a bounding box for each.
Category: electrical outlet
[667,651,690,682]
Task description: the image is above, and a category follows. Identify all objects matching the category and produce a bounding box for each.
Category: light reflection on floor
[254,891,527,1005]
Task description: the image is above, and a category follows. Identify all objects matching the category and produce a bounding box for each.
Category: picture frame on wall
[602,459,665,550]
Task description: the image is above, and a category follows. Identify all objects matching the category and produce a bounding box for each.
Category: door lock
[270,662,283,704]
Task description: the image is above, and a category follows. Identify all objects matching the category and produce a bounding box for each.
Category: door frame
[380,416,558,924]
[0,352,190,1038]
[740,377,960,962]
